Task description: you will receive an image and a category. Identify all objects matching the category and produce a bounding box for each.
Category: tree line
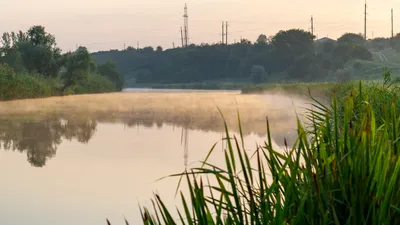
[93,29,377,86]
[0,25,124,100]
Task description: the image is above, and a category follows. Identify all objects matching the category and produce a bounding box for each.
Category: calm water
[0,90,306,225]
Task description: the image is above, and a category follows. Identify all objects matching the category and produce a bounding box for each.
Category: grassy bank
[129,78,400,225]
[241,82,341,97]
[0,70,119,101]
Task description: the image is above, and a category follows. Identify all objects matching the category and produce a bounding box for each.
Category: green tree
[240,39,252,45]
[61,47,91,92]
[271,29,315,75]
[156,46,163,52]
[337,33,365,46]
[256,34,268,44]
[250,65,266,83]
[97,61,125,90]
[352,45,372,60]
[271,29,315,57]
[27,26,56,47]
[14,26,62,77]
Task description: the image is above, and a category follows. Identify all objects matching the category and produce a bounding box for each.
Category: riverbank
[241,82,338,97]
[130,81,348,99]
[129,82,249,91]
[0,72,118,101]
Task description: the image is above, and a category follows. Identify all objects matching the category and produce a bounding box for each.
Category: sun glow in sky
[1,0,399,52]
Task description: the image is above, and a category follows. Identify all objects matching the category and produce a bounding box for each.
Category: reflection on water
[181,127,189,168]
[0,114,297,167]
[0,91,309,225]
[0,117,97,167]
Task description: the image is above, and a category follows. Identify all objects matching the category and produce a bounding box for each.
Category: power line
[180,27,184,47]
[311,16,314,36]
[226,21,228,44]
[222,21,225,44]
[364,0,367,40]
[392,8,394,38]
[183,3,189,47]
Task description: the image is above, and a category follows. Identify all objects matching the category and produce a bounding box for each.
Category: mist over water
[0,90,310,225]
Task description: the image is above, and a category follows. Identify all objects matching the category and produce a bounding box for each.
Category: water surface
[0,91,308,225]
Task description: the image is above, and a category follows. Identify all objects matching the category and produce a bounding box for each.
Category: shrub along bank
[0,26,124,101]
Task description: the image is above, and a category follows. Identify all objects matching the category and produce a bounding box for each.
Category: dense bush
[0,26,124,100]
[250,65,267,83]
[73,74,117,94]
[0,68,52,100]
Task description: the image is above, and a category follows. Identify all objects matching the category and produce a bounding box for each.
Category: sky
[0,0,399,52]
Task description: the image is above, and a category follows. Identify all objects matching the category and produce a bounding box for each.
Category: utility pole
[392,8,394,38]
[311,16,314,36]
[173,42,175,48]
[183,3,189,47]
[222,21,225,44]
[364,0,367,40]
[225,21,228,44]
[124,43,126,50]
[180,27,184,47]
[137,41,139,49]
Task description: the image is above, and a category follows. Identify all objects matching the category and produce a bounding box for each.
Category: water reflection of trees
[0,110,298,167]
[0,117,97,167]
[109,111,298,147]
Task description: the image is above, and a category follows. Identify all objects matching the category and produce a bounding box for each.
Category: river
[0,89,310,225]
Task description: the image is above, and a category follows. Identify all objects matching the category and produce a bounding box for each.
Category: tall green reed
[108,80,400,225]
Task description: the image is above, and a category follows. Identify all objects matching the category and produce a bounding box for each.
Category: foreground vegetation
[123,76,400,224]
[0,26,124,100]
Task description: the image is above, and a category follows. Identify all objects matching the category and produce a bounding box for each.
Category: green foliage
[250,65,267,83]
[135,81,400,225]
[72,74,117,94]
[93,29,375,86]
[61,47,91,92]
[271,29,315,56]
[315,37,372,74]
[369,37,389,51]
[352,45,373,60]
[271,29,315,74]
[0,63,16,78]
[97,61,125,90]
[0,25,124,100]
[333,72,400,128]
[338,33,365,45]
[0,71,53,100]
[0,25,63,77]
[390,33,400,52]
[333,68,353,83]
[156,46,163,52]
[255,34,268,44]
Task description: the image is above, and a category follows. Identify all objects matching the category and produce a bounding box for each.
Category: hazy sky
[0,0,399,52]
